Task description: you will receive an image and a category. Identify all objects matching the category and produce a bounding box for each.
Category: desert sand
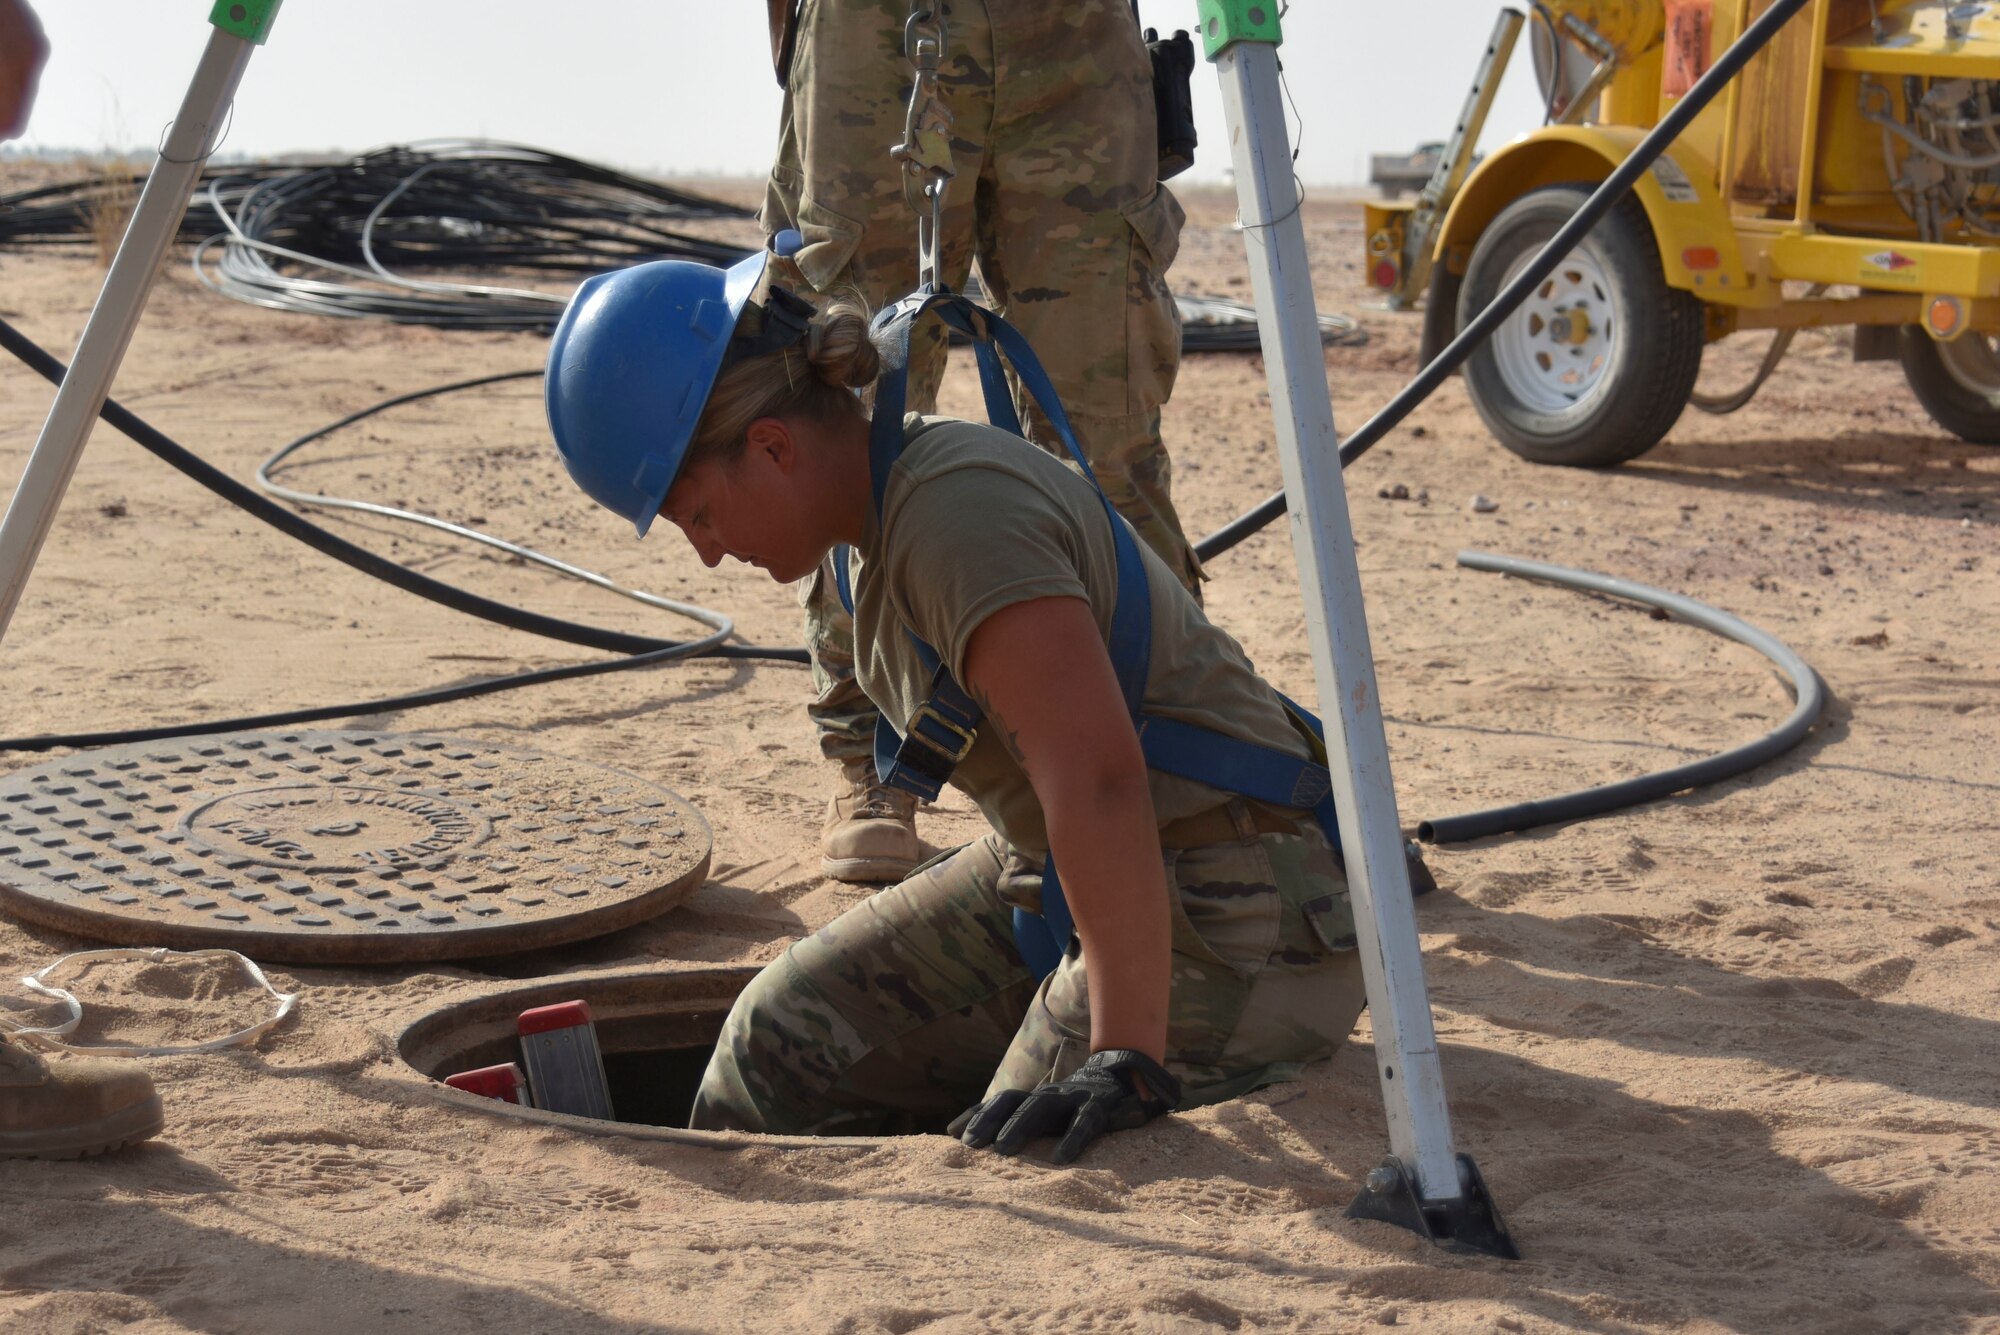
[1,173,1996,1334]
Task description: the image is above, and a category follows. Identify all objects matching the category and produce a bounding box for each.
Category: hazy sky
[17,1,1553,187]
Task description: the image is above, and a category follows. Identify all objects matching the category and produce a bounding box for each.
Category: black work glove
[947,1049,1182,1165]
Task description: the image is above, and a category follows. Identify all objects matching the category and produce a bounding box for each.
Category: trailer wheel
[1898,327,2000,445]
[1457,184,1705,467]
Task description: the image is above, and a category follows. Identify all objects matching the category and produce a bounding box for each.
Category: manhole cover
[0,730,711,964]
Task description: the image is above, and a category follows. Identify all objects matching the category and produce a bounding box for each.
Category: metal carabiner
[891,3,955,289]
[904,4,943,67]
[918,176,948,292]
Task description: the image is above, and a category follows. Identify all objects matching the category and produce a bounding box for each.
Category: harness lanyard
[890,1,955,293]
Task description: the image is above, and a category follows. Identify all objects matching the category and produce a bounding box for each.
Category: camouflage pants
[688,804,1364,1136]
[764,0,1201,760]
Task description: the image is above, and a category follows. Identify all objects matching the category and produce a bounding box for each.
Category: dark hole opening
[422,1005,736,1130]
[573,1044,941,1134]
[406,971,934,1136]
[599,1045,714,1128]
[594,1048,940,1134]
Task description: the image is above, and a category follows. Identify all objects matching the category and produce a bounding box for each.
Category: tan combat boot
[821,756,922,883]
[0,1033,164,1159]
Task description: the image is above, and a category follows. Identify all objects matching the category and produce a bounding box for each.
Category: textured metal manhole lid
[0,730,711,964]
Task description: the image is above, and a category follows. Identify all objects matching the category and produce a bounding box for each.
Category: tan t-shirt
[849,415,1312,855]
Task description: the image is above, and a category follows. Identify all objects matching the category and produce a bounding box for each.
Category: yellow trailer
[1368,0,2000,464]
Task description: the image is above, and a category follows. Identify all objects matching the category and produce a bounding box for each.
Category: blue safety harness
[834,289,1343,979]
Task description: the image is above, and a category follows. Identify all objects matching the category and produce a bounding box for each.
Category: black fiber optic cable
[0,319,1826,830]
[0,316,798,660]
[0,144,749,281]
[1415,552,1825,844]
[0,644,709,754]
[1193,0,1814,561]
[0,316,806,752]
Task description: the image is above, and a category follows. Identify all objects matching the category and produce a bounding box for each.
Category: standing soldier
[763,0,1202,883]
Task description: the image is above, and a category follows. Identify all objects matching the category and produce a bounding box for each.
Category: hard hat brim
[545,250,774,539]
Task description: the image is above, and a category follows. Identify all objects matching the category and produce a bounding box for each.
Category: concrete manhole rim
[0,729,713,965]
[394,964,891,1152]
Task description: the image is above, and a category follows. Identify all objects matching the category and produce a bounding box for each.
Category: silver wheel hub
[1491,247,1618,416]
[1935,334,2000,407]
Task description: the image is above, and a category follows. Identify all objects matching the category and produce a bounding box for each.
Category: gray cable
[1689,284,1825,415]
[1416,550,1826,844]
[1691,327,1796,414]
[255,380,734,656]
[357,160,566,307]
[194,180,564,328]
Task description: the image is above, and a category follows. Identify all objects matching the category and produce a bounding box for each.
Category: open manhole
[0,730,710,964]
[396,966,884,1149]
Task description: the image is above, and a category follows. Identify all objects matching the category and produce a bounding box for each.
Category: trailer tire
[1897,327,2000,445]
[1457,184,1705,467]
[1421,266,1464,369]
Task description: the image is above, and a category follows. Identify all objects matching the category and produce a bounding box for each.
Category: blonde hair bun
[807,301,881,390]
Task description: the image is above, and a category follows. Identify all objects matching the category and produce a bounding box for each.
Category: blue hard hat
[545,251,769,538]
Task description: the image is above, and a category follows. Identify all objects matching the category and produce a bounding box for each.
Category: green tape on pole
[1195,0,1283,60]
[208,0,284,44]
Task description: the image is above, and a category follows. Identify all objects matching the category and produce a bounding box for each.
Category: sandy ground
[1,168,1997,1335]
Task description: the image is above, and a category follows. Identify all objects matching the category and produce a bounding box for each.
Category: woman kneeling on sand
[544,253,1363,1163]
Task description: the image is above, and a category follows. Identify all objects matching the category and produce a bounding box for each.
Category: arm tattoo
[969,686,1033,775]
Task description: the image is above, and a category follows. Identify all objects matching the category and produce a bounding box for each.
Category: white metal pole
[0,25,256,645]
[1213,40,1463,1204]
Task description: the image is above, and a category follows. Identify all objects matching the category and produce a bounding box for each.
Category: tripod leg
[0,17,265,643]
[1205,12,1516,1260]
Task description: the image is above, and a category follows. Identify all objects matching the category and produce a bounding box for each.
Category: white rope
[1,948,299,1057]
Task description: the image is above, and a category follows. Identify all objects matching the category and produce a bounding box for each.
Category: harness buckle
[903,702,978,768]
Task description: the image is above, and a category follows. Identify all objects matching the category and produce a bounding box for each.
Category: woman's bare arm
[961,594,1170,1060]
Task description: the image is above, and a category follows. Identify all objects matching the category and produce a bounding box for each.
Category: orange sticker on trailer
[1664,1,1714,98]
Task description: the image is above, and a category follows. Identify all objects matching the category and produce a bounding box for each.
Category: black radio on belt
[1134,4,1198,180]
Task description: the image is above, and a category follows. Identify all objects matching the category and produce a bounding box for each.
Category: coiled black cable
[2,141,1359,351]
[192,143,754,329]
[0,142,750,273]
[0,643,714,755]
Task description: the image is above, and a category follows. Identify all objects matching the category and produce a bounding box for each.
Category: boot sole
[0,1092,165,1160]
[822,854,918,884]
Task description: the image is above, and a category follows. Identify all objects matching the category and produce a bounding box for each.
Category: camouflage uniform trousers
[763,0,1201,761]
[689,801,1365,1136]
